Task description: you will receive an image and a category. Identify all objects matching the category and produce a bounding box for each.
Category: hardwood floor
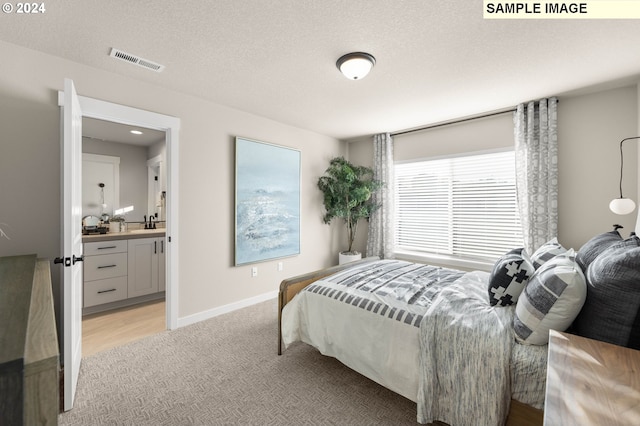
[82,299,166,357]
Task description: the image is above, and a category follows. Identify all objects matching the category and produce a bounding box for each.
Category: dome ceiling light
[336,52,376,80]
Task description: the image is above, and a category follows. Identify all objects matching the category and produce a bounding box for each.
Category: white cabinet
[83,241,128,307]
[83,235,165,312]
[127,237,165,298]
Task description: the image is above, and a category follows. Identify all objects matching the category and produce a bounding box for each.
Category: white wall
[347,84,639,255]
[392,113,514,161]
[0,40,345,341]
[558,85,638,249]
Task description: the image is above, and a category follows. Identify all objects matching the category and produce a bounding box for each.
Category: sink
[128,228,162,233]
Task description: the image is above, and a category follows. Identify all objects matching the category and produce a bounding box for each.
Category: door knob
[54,257,72,267]
[73,254,84,265]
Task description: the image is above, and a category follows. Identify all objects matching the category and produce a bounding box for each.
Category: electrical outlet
[277,262,283,271]
[251,267,258,277]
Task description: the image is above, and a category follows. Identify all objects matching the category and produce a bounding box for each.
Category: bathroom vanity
[82,229,165,315]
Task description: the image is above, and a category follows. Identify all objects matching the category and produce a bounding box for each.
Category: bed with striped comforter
[281,259,547,425]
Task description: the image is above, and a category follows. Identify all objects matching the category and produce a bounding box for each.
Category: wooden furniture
[545,330,640,425]
[0,254,59,425]
[277,257,543,426]
[82,231,165,315]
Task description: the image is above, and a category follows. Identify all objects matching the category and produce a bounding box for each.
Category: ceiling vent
[109,48,165,73]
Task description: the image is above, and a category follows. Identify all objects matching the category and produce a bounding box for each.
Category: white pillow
[530,237,567,269]
[513,249,586,345]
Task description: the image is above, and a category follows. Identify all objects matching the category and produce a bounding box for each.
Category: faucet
[144,215,148,229]
[149,216,156,229]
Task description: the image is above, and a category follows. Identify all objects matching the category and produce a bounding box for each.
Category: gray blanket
[417,271,515,426]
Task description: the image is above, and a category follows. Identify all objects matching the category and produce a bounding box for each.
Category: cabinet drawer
[84,253,127,281]
[84,240,127,256]
[84,276,127,307]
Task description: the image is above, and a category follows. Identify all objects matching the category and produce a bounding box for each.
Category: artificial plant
[317,157,382,255]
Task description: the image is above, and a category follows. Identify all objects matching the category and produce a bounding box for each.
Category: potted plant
[317,157,382,264]
[109,215,126,233]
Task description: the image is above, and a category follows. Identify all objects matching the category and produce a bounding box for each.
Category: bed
[277,257,547,426]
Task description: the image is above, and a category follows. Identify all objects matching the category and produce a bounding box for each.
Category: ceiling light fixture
[336,52,376,80]
[130,130,143,135]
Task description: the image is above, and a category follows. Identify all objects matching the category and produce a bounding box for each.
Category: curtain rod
[390,108,516,137]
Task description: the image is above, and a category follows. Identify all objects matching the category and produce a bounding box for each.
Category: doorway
[70,95,180,332]
[60,81,180,411]
[81,117,168,356]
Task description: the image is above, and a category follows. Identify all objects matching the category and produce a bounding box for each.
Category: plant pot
[339,252,362,265]
[109,222,121,233]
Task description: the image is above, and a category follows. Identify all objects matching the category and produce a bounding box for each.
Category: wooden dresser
[0,254,59,425]
[545,330,640,426]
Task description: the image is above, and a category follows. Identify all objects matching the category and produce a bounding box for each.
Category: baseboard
[83,292,165,316]
[176,290,278,328]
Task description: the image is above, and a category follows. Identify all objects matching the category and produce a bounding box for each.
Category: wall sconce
[336,52,376,80]
[609,136,640,215]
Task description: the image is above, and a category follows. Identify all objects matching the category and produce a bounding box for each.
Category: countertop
[82,228,165,243]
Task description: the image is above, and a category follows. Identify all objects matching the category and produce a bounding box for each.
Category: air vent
[109,48,165,73]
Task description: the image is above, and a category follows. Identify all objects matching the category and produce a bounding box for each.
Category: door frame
[58,92,180,330]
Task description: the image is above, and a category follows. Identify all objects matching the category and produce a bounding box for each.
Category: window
[394,150,522,262]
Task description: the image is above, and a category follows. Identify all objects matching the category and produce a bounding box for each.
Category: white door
[62,78,84,411]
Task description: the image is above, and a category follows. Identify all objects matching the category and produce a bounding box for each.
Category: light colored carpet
[59,298,418,425]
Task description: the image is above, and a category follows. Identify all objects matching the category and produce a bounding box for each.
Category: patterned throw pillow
[531,237,567,269]
[572,235,640,349]
[514,249,587,345]
[488,248,535,306]
[576,227,622,272]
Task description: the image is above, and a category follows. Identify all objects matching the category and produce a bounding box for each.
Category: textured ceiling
[1,1,639,139]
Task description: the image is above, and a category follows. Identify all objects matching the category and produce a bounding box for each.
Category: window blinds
[395,150,522,261]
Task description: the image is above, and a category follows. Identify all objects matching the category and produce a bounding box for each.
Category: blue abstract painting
[235,137,300,265]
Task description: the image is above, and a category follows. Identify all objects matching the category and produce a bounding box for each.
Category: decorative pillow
[572,235,640,349]
[514,249,586,345]
[531,237,567,269]
[576,226,622,272]
[488,248,535,306]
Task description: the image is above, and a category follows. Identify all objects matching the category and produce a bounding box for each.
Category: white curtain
[366,133,395,259]
[514,97,558,254]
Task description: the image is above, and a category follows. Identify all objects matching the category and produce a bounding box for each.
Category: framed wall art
[235,137,301,265]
